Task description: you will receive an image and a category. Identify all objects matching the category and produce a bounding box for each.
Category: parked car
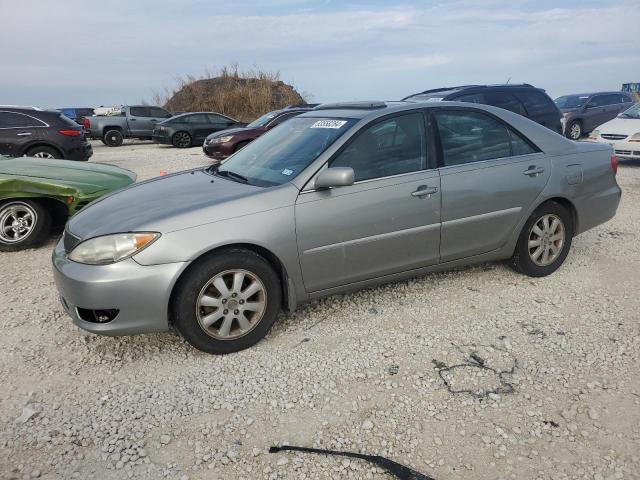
[1,157,135,251]
[53,100,620,354]
[82,106,173,146]
[203,105,317,160]
[403,84,563,134]
[588,102,640,160]
[555,92,635,140]
[0,107,93,160]
[57,108,96,125]
[152,112,245,148]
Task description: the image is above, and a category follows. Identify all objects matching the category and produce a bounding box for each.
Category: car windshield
[554,95,589,109]
[619,103,640,119]
[215,117,356,187]
[246,111,278,128]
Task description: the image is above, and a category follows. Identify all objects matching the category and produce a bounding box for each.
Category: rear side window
[455,93,487,104]
[329,112,427,182]
[185,114,208,123]
[435,110,535,166]
[208,114,233,124]
[600,94,621,105]
[517,90,557,116]
[0,112,38,128]
[130,107,151,117]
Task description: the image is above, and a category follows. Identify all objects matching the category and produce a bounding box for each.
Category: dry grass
[153,65,309,122]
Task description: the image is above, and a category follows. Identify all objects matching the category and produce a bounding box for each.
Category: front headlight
[629,133,640,143]
[212,135,233,144]
[68,232,160,265]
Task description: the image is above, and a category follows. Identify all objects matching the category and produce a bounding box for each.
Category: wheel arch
[102,125,123,136]
[0,195,69,226]
[20,142,64,159]
[167,242,292,325]
[535,196,579,235]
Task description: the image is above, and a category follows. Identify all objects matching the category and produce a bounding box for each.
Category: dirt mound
[163,71,307,122]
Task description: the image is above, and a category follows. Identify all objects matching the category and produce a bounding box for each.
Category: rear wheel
[172,131,192,148]
[0,200,51,251]
[510,202,573,277]
[103,129,124,147]
[26,146,60,159]
[171,249,282,354]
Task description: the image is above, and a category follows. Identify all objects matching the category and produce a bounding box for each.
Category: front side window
[554,95,589,109]
[0,112,36,128]
[435,110,535,166]
[329,113,427,182]
[216,117,356,187]
[208,114,233,124]
[587,95,606,108]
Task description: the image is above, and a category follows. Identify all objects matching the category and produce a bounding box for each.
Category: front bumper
[52,239,187,336]
[152,134,172,145]
[596,138,640,159]
[202,142,231,160]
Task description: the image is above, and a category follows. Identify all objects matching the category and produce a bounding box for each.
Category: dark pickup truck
[82,106,173,146]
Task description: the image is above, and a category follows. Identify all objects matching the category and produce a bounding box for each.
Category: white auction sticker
[310,120,347,129]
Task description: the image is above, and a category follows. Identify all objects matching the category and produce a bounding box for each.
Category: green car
[0,157,136,251]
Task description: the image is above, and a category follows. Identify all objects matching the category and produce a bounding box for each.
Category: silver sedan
[52,101,621,354]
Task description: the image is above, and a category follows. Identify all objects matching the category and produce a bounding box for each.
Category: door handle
[130,118,137,121]
[523,166,545,176]
[151,119,157,122]
[411,185,438,197]
[16,132,32,136]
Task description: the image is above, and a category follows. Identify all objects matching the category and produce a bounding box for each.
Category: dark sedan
[152,112,244,148]
[203,106,316,160]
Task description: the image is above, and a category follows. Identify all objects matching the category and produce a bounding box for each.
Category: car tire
[171,249,282,354]
[510,201,574,277]
[26,146,61,159]
[0,199,52,251]
[172,132,192,148]
[566,120,582,140]
[103,130,124,147]
[234,140,250,152]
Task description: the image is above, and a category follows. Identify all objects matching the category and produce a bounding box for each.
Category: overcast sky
[1,0,638,108]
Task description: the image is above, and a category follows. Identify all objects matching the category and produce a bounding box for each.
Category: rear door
[127,106,152,136]
[295,112,441,292]
[0,111,42,157]
[185,114,213,143]
[433,108,550,262]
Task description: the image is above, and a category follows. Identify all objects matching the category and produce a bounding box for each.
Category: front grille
[63,230,82,253]
[615,150,632,155]
[601,134,628,140]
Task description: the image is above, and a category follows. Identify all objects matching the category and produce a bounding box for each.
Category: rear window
[57,113,82,127]
[517,90,558,116]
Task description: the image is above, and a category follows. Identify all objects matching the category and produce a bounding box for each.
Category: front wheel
[566,121,582,140]
[171,249,282,354]
[0,200,52,251]
[172,131,192,148]
[510,202,573,277]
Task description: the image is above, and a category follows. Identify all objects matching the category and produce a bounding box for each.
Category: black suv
[403,84,563,134]
[0,107,92,160]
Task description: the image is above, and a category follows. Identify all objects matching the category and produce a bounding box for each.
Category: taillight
[611,154,618,175]
[82,117,90,129]
[59,129,83,137]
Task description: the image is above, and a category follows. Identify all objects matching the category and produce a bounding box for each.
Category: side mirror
[314,167,354,189]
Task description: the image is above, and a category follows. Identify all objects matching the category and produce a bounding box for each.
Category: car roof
[403,84,542,100]
[297,100,481,120]
[558,91,628,97]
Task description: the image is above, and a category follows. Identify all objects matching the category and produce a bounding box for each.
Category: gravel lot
[1,140,639,480]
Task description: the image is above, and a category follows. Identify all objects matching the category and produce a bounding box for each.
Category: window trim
[429,106,542,169]
[0,110,49,129]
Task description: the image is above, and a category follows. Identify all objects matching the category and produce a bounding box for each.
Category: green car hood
[0,157,136,194]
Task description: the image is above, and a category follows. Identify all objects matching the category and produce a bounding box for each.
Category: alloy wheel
[569,123,581,140]
[33,151,55,159]
[174,132,191,148]
[196,269,267,340]
[528,214,565,266]
[0,202,37,244]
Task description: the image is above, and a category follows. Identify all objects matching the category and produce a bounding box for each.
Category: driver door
[295,112,441,293]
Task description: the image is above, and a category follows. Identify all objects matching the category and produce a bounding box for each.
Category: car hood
[596,117,640,135]
[67,168,285,239]
[205,126,259,140]
[0,157,136,194]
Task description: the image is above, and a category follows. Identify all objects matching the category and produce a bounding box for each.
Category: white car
[589,103,640,160]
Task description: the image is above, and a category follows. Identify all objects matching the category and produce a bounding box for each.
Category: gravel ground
[1,140,639,480]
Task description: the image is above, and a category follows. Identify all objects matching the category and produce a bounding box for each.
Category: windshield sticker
[310,120,348,129]
[281,168,294,176]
